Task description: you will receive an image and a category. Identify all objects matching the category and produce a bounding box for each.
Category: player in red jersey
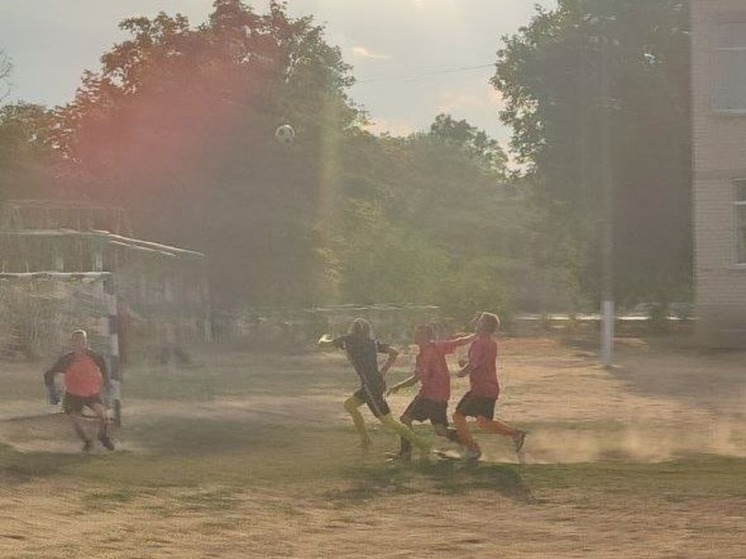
[387,324,473,461]
[452,312,526,461]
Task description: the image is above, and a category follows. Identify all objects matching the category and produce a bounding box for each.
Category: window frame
[712,21,746,114]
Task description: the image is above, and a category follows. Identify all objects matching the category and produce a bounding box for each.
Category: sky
[0,0,555,145]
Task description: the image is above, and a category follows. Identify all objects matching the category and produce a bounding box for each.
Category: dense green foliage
[0,0,695,318]
[493,0,692,307]
[0,102,56,206]
[0,1,540,322]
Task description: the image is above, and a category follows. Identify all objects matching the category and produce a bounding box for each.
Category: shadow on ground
[327,460,534,504]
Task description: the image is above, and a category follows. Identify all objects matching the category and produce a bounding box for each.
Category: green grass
[521,455,746,498]
[122,352,350,400]
[2,350,745,506]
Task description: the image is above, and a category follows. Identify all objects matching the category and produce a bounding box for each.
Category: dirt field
[1,336,745,558]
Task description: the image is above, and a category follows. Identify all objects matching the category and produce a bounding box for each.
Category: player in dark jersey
[319,318,431,457]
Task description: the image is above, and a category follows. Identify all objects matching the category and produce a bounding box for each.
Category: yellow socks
[379,414,430,452]
[344,396,371,448]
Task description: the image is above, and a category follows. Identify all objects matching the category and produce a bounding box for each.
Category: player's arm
[92,351,110,387]
[456,351,478,378]
[456,343,487,378]
[43,353,70,387]
[438,334,476,356]
[379,346,399,377]
[387,374,418,396]
[455,361,472,378]
[449,334,476,347]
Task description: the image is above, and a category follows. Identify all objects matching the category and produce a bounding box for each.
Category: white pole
[599,30,615,368]
[601,300,614,366]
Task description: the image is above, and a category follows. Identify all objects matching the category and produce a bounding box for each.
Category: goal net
[0,272,122,424]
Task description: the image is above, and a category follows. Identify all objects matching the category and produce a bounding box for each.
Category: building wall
[692,0,746,346]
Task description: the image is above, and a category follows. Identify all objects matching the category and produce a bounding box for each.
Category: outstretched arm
[43,354,70,387]
[387,374,418,396]
[449,334,476,348]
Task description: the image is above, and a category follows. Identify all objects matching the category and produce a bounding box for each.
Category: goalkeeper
[43,330,115,452]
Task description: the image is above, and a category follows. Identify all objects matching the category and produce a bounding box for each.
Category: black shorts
[401,396,448,426]
[455,391,496,419]
[62,393,103,414]
[353,386,391,418]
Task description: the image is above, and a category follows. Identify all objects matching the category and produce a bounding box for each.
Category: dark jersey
[332,335,391,393]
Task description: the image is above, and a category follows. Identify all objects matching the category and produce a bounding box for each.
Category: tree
[429,113,507,177]
[493,0,691,307]
[0,103,57,205]
[327,115,544,322]
[51,0,360,307]
[0,48,11,102]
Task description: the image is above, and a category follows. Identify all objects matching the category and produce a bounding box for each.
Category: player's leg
[397,396,424,460]
[359,384,430,456]
[424,399,462,444]
[452,412,479,452]
[88,399,115,451]
[379,414,431,456]
[344,391,371,450]
[453,392,481,459]
[432,422,460,440]
[398,413,414,460]
[475,416,526,451]
[63,394,92,451]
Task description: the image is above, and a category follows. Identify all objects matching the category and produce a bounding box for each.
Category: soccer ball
[274,124,295,146]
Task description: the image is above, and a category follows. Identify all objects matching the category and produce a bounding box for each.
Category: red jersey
[64,354,105,397]
[415,340,460,402]
[467,335,500,399]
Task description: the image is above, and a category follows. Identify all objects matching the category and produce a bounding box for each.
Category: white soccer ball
[274,124,295,146]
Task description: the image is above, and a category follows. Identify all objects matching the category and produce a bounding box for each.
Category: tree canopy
[0,0,530,322]
[493,0,691,307]
[1,0,694,319]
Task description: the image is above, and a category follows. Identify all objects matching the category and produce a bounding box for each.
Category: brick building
[691,0,746,347]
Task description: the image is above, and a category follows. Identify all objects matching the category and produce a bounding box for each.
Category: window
[714,23,746,112]
[736,179,746,264]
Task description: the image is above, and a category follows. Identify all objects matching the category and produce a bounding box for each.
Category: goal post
[0,271,122,426]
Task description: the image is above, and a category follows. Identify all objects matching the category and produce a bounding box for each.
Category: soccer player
[318,318,431,457]
[43,330,115,452]
[452,312,526,461]
[386,324,474,461]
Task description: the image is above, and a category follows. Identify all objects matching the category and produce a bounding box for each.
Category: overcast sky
[0,0,555,145]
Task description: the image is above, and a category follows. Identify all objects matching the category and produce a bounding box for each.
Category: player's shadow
[0,442,90,485]
[127,417,292,455]
[328,460,534,504]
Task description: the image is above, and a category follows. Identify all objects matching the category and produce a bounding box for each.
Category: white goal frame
[0,271,123,426]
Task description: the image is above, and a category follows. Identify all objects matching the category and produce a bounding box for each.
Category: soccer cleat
[98,434,116,451]
[513,431,526,453]
[82,439,93,453]
[464,446,482,462]
[386,451,412,463]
